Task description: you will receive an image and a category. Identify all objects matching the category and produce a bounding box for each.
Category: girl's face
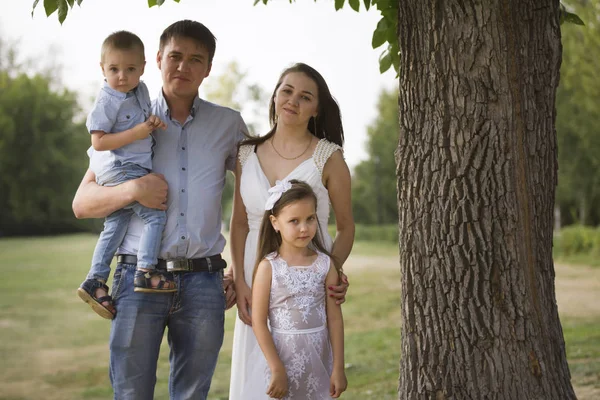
[274,72,319,128]
[270,197,318,248]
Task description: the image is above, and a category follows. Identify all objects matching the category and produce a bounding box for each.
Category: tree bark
[396,1,575,399]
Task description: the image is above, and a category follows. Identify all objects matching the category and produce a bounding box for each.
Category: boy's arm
[252,260,286,375]
[326,261,347,397]
[91,116,166,151]
[72,169,168,219]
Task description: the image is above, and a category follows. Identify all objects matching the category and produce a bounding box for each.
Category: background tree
[396,1,575,398]
[555,0,600,226]
[352,87,398,225]
[0,39,90,237]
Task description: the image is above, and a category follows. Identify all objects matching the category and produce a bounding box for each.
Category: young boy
[77,30,174,320]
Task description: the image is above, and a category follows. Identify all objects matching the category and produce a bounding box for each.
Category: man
[73,20,242,399]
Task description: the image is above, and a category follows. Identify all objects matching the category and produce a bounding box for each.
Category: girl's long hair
[240,63,344,150]
[252,180,340,282]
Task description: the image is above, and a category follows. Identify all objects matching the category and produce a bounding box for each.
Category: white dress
[242,251,334,399]
[229,139,342,400]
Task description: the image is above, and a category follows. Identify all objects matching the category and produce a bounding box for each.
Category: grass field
[0,234,598,399]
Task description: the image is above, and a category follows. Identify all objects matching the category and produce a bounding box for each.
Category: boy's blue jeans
[109,261,225,399]
[86,163,166,282]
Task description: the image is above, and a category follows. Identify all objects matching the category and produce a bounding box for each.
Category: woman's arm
[325,262,347,398]
[230,159,252,325]
[323,151,355,304]
[252,260,288,399]
[72,169,168,219]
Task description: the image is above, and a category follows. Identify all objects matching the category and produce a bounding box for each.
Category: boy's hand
[330,369,347,398]
[146,115,167,130]
[267,368,288,399]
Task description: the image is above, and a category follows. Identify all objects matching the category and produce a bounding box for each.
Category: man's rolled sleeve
[226,114,250,172]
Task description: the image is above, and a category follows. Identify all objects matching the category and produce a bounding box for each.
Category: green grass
[0,234,597,399]
[0,234,400,399]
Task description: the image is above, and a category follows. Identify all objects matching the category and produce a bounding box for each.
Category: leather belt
[116,254,226,272]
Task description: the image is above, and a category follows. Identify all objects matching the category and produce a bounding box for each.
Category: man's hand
[223,269,237,310]
[327,272,349,305]
[235,280,252,326]
[130,173,168,210]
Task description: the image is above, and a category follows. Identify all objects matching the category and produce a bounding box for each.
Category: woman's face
[273,72,319,129]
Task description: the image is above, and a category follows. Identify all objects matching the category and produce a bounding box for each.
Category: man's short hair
[101,30,145,62]
[159,20,216,63]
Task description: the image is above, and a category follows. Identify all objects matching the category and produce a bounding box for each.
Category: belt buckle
[166,259,192,272]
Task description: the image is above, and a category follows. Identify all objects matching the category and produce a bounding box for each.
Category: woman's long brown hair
[252,179,340,283]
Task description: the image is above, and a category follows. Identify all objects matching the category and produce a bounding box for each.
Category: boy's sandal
[77,279,116,320]
[134,270,177,293]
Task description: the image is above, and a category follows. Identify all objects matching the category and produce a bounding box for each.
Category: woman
[228,63,355,399]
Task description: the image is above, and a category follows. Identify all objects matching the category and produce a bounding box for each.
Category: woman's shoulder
[237,143,256,167]
[313,139,344,176]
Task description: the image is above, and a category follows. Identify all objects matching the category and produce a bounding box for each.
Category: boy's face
[157,36,212,101]
[101,48,146,93]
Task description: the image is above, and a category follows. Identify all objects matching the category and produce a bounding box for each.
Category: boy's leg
[109,261,172,399]
[167,269,226,400]
[131,204,167,270]
[87,208,134,282]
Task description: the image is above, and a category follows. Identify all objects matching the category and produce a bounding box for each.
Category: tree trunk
[396,1,576,399]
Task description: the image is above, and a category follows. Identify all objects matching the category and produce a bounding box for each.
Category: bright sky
[0,0,396,168]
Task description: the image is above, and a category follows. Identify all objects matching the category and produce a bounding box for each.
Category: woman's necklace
[270,135,313,161]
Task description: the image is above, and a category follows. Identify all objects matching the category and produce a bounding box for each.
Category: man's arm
[72,169,168,219]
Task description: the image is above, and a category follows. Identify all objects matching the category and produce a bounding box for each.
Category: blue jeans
[87,163,166,281]
[109,262,226,399]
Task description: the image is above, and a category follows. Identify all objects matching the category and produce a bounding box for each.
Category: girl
[245,179,347,399]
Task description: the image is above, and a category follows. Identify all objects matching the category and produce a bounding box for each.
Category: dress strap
[313,139,343,177]
[237,144,255,168]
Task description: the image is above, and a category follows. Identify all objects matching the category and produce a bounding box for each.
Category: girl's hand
[330,369,347,398]
[235,279,252,325]
[327,272,349,305]
[267,368,288,399]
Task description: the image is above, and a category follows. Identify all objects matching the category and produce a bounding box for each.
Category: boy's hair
[253,180,340,282]
[101,30,145,62]
[159,20,216,63]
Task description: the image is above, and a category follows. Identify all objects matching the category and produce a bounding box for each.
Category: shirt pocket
[114,109,143,132]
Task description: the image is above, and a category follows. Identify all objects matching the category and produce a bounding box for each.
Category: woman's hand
[327,272,349,305]
[235,279,253,325]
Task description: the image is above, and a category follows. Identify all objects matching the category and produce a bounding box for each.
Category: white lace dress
[229,139,342,399]
[242,251,334,399]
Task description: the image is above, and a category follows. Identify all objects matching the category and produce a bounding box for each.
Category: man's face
[157,36,212,100]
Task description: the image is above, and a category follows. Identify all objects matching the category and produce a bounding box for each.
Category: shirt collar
[156,89,203,119]
[101,80,139,100]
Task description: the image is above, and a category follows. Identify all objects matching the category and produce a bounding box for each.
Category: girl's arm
[324,151,355,303]
[72,169,168,219]
[252,260,288,399]
[230,159,252,325]
[325,260,347,398]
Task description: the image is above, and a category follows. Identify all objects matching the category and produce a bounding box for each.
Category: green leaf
[31,0,40,17]
[57,0,68,24]
[44,0,58,17]
[334,0,345,11]
[562,10,584,26]
[363,0,370,11]
[372,18,388,49]
[349,0,360,12]
[66,0,74,7]
[379,49,392,74]
[148,0,157,7]
[157,0,166,5]
[76,0,83,5]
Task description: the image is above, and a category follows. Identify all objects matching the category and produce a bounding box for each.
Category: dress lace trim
[237,144,255,168]
[313,139,343,177]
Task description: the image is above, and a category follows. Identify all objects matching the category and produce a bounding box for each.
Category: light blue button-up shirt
[118,90,248,259]
[87,81,153,178]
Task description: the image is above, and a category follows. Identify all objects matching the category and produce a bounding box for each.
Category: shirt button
[182,167,186,171]
[180,213,184,216]
[181,236,185,240]
[181,189,185,193]
[182,147,186,150]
